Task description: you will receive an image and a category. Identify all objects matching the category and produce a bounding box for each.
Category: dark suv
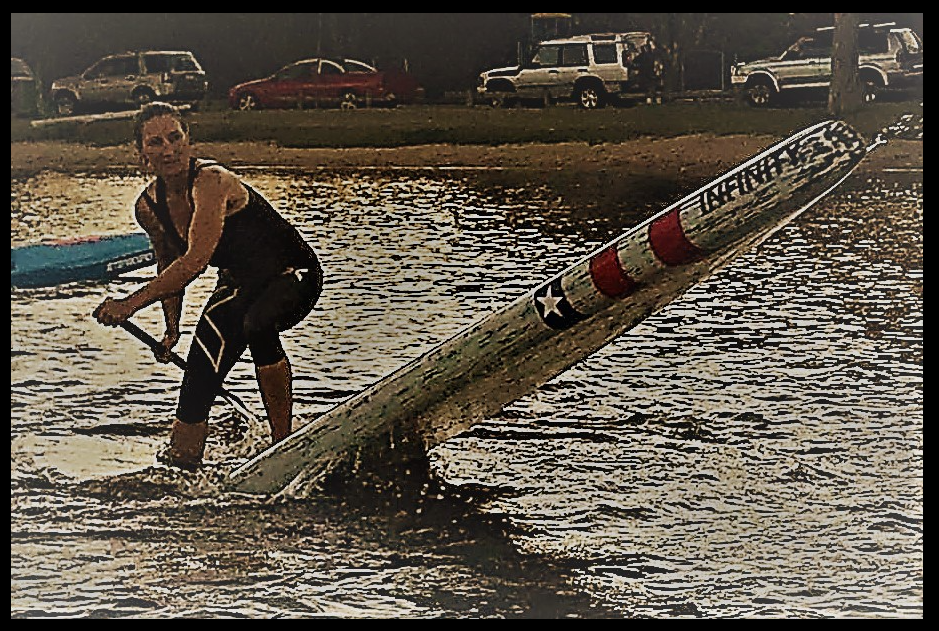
[50,50,208,116]
[732,23,923,106]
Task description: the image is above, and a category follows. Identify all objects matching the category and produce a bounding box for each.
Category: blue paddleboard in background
[11,233,155,288]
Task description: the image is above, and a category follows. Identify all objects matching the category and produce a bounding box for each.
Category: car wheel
[746,83,775,107]
[237,94,259,111]
[488,92,518,108]
[340,92,358,110]
[133,89,156,107]
[55,93,77,117]
[577,86,604,109]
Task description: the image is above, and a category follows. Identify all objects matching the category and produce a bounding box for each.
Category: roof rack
[587,32,649,42]
[816,21,896,32]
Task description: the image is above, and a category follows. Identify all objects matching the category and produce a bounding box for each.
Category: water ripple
[11,169,921,617]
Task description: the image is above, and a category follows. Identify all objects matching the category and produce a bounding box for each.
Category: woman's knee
[244,318,285,367]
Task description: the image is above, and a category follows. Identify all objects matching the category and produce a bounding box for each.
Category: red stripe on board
[649,209,705,266]
[589,246,637,299]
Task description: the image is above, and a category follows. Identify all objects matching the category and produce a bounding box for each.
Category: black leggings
[176,265,322,424]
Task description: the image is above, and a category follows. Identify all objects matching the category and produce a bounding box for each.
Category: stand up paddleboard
[11,232,155,288]
[229,119,872,495]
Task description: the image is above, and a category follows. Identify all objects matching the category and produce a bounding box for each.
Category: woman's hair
[133,102,189,151]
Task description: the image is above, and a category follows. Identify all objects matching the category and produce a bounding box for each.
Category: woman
[94,102,322,469]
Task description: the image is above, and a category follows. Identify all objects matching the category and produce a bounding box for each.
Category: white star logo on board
[537,285,565,318]
[533,279,585,331]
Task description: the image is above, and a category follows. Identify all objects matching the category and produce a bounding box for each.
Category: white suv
[477,32,662,109]
[731,23,923,107]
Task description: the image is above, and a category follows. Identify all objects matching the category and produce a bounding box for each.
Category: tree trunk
[828,13,863,116]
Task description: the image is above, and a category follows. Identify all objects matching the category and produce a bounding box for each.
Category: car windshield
[897,30,922,54]
[341,60,376,73]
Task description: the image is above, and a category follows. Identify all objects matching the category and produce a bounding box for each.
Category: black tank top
[140,159,318,286]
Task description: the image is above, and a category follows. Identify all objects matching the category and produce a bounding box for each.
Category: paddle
[118,320,259,424]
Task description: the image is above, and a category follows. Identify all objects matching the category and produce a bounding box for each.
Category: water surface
[11,165,922,618]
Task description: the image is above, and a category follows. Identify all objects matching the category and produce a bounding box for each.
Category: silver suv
[50,50,208,116]
[477,32,662,109]
[731,23,923,107]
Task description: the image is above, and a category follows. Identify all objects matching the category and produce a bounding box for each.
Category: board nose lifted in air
[228,119,870,496]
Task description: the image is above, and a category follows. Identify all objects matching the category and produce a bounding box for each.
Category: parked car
[731,23,923,107]
[11,57,40,116]
[228,58,423,110]
[49,50,208,116]
[476,32,664,109]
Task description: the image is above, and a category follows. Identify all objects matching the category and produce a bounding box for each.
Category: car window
[144,54,200,73]
[169,55,199,72]
[781,37,829,60]
[532,45,560,67]
[592,44,617,64]
[857,31,889,54]
[143,55,172,73]
[319,61,344,75]
[802,44,831,58]
[86,57,138,78]
[811,32,834,50]
[275,64,314,80]
[561,44,588,66]
[341,60,376,73]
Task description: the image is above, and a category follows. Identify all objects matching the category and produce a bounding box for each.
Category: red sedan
[228,58,422,110]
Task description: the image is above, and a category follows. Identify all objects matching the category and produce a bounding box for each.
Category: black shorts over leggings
[176,264,322,424]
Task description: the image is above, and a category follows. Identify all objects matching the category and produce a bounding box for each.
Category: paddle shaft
[118,320,259,423]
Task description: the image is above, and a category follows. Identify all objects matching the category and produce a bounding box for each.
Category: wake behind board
[11,232,154,288]
[228,120,872,495]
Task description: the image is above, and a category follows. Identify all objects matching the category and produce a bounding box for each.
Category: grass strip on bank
[11,101,920,149]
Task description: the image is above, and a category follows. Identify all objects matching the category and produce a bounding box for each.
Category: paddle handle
[118,320,259,423]
[120,320,187,371]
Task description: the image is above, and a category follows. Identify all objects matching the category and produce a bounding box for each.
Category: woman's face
[139,115,192,178]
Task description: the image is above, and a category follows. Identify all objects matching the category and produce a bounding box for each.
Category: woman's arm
[94,168,241,326]
[134,197,183,337]
[123,168,232,312]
